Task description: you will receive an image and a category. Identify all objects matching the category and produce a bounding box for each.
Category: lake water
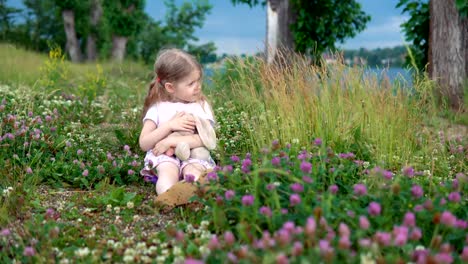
[204,66,413,86]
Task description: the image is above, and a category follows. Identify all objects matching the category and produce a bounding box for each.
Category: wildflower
[127,169,134,175]
[292,241,303,256]
[126,201,134,209]
[77,149,83,155]
[305,217,316,236]
[403,212,416,227]
[359,239,371,248]
[402,166,415,178]
[410,228,422,240]
[440,211,457,227]
[461,246,468,262]
[207,235,220,250]
[314,138,322,146]
[375,231,391,246]
[82,169,89,177]
[434,252,453,264]
[289,194,301,206]
[276,253,289,264]
[456,220,467,229]
[290,183,304,193]
[300,161,312,173]
[185,174,195,183]
[26,167,33,174]
[318,240,334,255]
[359,216,370,230]
[230,155,240,163]
[447,192,461,203]
[123,145,130,151]
[411,185,424,198]
[271,157,281,166]
[23,246,36,256]
[206,171,218,181]
[353,183,367,196]
[106,204,112,212]
[339,223,350,237]
[114,207,120,214]
[302,176,313,183]
[329,184,338,194]
[368,202,381,216]
[259,206,272,217]
[1,228,11,236]
[242,194,254,206]
[393,226,409,246]
[224,231,235,246]
[224,190,235,200]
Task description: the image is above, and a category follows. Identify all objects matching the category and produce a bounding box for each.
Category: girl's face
[169,70,202,103]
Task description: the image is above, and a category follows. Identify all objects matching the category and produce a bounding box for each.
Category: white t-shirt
[143,101,215,127]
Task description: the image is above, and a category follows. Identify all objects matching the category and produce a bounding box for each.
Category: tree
[398,0,467,110]
[133,0,215,64]
[86,0,103,61]
[231,0,370,63]
[0,0,21,40]
[103,0,145,61]
[429,0,467,110]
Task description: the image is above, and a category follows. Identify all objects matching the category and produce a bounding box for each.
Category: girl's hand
[152,138,172,156]
[168,112,195,132]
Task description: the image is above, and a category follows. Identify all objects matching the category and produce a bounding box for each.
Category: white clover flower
[174,256,184,264]
[160,242,168,249]
[363,161,370,169]
[126,201,134,209]
[75,247,90,257]
[136,242,146,251]
[360,253,375,264]
[106,204,112,212]
[114,207,120,214]
[292,138,299,144]
[124,248,136,256]
[148,246,158,254]
[123,255,134,263]
[59,258,70,264]
[77,218,82,223]
[113,242,123,249]
[156,256,166,263]
[423,170,431,177]
[200,220,209,230]
[173,246,182,256]
[107,240,115,247]
[133,215,140,222]
[141,256,152,263]
[200,246,210,257]
[161,249,169,256]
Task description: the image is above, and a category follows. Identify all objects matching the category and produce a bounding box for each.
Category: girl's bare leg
[156,162,180,195]
[182,163,205,181]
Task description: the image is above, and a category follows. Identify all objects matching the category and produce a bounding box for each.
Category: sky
[147,0,409,55]
[7,0,409,55]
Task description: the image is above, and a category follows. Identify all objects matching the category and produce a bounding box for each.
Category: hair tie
[156,77,161,83]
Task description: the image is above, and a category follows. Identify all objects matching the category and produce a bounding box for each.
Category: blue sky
[7,0,408,55]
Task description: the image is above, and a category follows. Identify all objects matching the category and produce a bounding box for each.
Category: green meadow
[1,43,467,263]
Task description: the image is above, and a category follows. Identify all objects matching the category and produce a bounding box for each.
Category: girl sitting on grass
[139,48,216,195]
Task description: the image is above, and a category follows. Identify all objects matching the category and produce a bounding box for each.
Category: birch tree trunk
[111,35,128,62]
[429,0,467,110]
[62,10,82,62]
[86,0,102,61]
[266,0,295,64]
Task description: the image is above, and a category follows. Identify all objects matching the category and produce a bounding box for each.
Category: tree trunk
[266,0,295,64]
[111,35,128,62]
[62,10,82,62]
[86,0,102,61]
[429,0,467,111]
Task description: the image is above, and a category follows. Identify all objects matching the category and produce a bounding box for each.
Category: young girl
[139,48,216,195]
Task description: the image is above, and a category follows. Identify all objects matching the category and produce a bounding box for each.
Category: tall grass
[213,52,436,168]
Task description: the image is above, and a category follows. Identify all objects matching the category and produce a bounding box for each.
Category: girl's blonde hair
[141,48,206,118]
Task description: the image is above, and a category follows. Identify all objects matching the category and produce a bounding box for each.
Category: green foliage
[290,0,370,58]
[396,0,429,72]
[455,0,468,17]
[342,45,408,68]
[104,0,145,37]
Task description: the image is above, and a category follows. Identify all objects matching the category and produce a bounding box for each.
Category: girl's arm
[152,134,203,156]
[139,111,196,152]
[139,120,172,152]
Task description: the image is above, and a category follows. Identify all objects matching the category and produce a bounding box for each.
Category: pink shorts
[140,152,215,182]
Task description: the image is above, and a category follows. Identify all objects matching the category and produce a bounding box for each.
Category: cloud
[365,15,408,35]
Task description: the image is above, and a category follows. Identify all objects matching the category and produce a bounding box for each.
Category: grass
[0,44,467,263]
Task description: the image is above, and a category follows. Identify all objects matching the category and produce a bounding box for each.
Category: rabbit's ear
[195,116,217,150]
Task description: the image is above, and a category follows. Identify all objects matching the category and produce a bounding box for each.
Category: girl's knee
[182,163,205,181]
